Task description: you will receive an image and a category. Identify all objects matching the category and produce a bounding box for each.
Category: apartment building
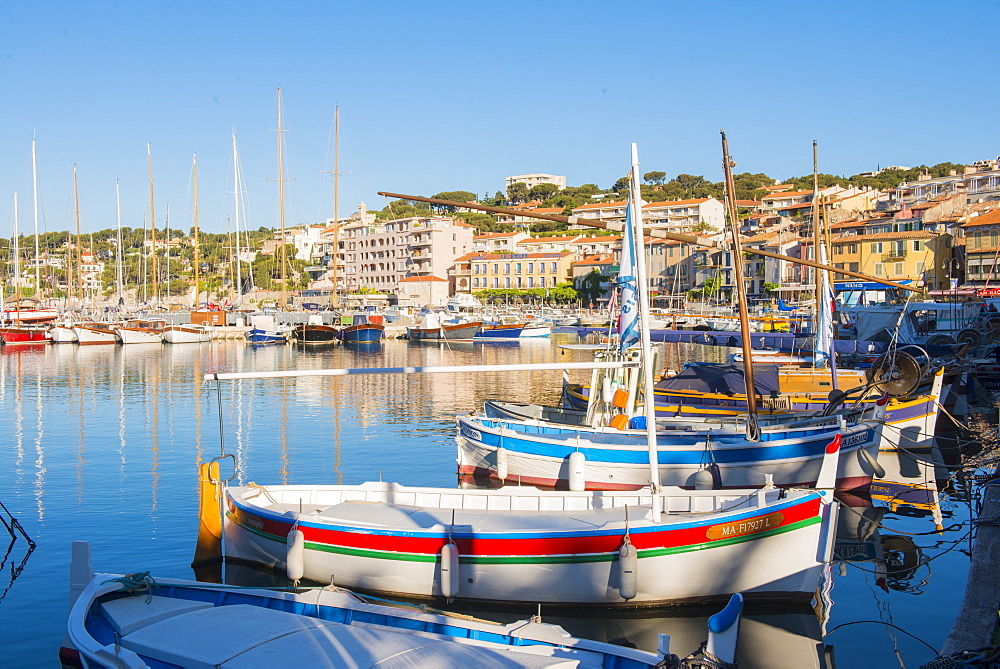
[505,174,567,190]
[959,208,1000,286]
[469,252,576,291]
[831,230,942,289]
[338,215,473,294]
[570,198,724,232]
[643,198,725,231]
[472,231,530,253]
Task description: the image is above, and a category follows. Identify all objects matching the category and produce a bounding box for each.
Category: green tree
[528,183,559,201]
[506,182,529,204]
[431,191,478,213]
[643,171,666,185]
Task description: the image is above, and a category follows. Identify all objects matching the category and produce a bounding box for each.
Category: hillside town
[8,160,1000,308]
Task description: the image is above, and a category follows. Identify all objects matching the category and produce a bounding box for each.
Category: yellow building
[831,230,947,290]
[469,252,577,291]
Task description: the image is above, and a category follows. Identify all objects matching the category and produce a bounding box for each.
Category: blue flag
[618,197,640,351]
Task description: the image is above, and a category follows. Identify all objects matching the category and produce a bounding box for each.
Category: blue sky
[1,1,997,235]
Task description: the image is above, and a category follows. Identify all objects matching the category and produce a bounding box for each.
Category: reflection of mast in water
[149,354,161,513]
[280,378,289,484]
[34,353,45,521]
[332,376,342,484]
[76,352,86,506]
[13,353,25,496]
[118,351,127,485]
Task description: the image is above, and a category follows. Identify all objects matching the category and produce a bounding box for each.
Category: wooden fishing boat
[161,323,213,344]
[73,322,120,345]
[338,314,384,343]
[457,406,886,492]
[63,542,668,668]
[222,452,839,608]
[291,322,339,344]
[474,322,524,340]
[115,319,166,345]
[0,324,49,344]
[407,312,483,341]
[48,318,79,343]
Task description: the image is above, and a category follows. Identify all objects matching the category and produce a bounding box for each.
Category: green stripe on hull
[229,512,822,566]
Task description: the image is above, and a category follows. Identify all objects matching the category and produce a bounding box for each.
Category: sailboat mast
[115,179,124,304]
[275,86,287,309]
[13,191,20,314]
[332,105,340,310]
[147,143,159,305]
[193,153,200,308]
[232,133,243,307]
[719,131,759,424]
[811,140,821,341]
[31,139,41,298]
[627,144,661,515]
[73,165,83,304]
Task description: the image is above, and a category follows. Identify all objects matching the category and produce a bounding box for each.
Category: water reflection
[0,339,976,667]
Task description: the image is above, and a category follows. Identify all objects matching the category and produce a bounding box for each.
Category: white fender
[440,541,460,598]
[602,377,613,403]
[694,468,715,490]
[568,451,586,491]
[496,447,508,481]
[286,528,305,582]
[618,536,638,601]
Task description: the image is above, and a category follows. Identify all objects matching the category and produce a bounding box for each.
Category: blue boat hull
[338,324,385,343]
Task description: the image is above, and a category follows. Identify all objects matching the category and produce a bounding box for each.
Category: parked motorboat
[115,319,166,345]
[74,322,120,345]
[162,323,213,344]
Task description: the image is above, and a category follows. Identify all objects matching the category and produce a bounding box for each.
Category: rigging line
[824,618,940,654]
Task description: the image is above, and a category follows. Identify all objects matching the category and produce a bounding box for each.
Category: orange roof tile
[832,230,936,242]
[962,210,1000,227]
[573,200,627,210]
[643,198,712,208]
[399,275,448,282]
[762,189,814,200]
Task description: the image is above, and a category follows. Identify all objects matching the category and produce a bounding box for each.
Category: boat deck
[237,483,787,532]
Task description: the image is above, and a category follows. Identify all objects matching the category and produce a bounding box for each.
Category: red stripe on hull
[229,494,822,557]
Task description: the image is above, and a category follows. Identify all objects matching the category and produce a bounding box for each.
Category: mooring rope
[102,572,158,603]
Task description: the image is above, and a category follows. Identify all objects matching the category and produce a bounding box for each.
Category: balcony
[881,252,906,262]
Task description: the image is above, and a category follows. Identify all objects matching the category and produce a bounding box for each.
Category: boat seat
[101,595,213,636]
[117,603,584,668]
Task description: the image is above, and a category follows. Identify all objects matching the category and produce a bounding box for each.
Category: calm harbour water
[0,336,979,668]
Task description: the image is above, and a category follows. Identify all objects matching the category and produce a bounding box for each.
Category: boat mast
[115,179,124,305]
[147,143,158,306]
[13,191,21,320]
[332,105,340,310]
[719,131,759,434]
[192,153,200,308]
[31,139,41,298]
[627,144,661,520]
[811,140,821,343]
[275,86,287,310]
[232,133,243,308]
[73,165,83,305]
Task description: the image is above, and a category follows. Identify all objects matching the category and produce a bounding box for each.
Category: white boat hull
[116,328,163,344]
[223,481,837,607]
[73,325,118,345]
[456,414,884,491]
[48,325,78,343]
[162,325,212,343]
